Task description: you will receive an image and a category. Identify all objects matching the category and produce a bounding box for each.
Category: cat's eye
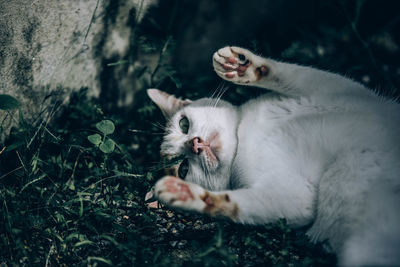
[179,116,189,134]
[178,159,189,179]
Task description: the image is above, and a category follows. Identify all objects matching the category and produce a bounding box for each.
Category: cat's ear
[147,89,192,118]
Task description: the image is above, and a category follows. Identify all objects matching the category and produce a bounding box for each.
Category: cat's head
[148,89,239,190]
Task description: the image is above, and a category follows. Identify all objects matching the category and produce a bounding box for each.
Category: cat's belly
[232,95,400,188]
[232,96,326,188]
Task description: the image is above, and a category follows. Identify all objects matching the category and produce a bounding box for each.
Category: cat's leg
[213,46,369,97]
[155,176,313,226]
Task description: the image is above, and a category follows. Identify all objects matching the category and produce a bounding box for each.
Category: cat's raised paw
[213,46,269,84]
[154,176,207,212]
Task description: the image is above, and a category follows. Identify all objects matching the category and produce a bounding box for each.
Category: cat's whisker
[212,82,227,105]
[200,85,223,138]
[213,85,228,109]
[164,116,173,127]
[201,84,229,138]
[147,158,181,172]
[209,85,223,108]
[129,129,164,135]
[203,85,229,138]
[151,122,167,131]
[207,82,225,109]
[208,86,219,103]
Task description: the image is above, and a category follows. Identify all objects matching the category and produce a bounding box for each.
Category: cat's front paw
[155,176,240,220]
[213,46,269,84]
[154,176,207,212]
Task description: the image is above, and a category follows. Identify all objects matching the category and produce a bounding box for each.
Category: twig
[341,1,378,71]
[83,0,100,45]
[150,36,172,86]
[45,243,55,267]
[0,166,23,181]
[70,150,84,181]
[80,173,144,193]
[27,120,45,148]
[44,126,60,142]
[16,151,28,173]
[107,60,129,67]
[59,146,72,179]
[2,191,13,238]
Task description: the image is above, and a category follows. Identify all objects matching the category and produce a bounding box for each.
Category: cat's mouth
[201,144,219,169]
[203,145,218,162]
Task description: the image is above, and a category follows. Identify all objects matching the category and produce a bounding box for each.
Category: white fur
[149,46,400,266]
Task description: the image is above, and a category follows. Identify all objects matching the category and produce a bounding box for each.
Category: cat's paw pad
[213,46,269,83]
[154,176,206,212]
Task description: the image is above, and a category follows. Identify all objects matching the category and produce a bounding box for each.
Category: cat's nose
[190,137,209,154]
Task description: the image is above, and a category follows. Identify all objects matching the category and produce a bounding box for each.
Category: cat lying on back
[147,46,400,266]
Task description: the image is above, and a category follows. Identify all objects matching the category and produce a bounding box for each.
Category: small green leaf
[280,249,289,256]
[66,179,75,191]
[87,134,102,146]
[96,120,115,135]
[4,141,24,152]
[107,60,129,66]
[12,228,22,234]
[19,173,47,193]
[74,240,95,247]
[100,234,119,246]
[99,139,115,153]
[95,212,112,219]
[65,233,83,242]
[87,256,113,265]
[77,192,84,217]
[0,94,21,110]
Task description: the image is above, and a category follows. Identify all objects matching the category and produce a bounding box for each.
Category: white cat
[147,46,400,266]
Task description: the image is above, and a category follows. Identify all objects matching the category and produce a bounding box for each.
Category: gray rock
[0,0,156,141]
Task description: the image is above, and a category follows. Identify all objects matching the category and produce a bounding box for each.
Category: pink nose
[190,137,209,154]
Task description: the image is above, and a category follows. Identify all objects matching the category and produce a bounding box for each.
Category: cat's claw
[154,176,207,212]
[213,46,269,84]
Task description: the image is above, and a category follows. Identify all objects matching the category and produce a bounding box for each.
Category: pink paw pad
[227,57,237,64]
[225,72,236,79]
[163,177,194,201]
[222,64,235,71]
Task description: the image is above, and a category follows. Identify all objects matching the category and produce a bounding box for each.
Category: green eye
[178,159,189,179]
[179,116,189,134]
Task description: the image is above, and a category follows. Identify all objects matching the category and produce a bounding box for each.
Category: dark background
[137,0,400,96]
